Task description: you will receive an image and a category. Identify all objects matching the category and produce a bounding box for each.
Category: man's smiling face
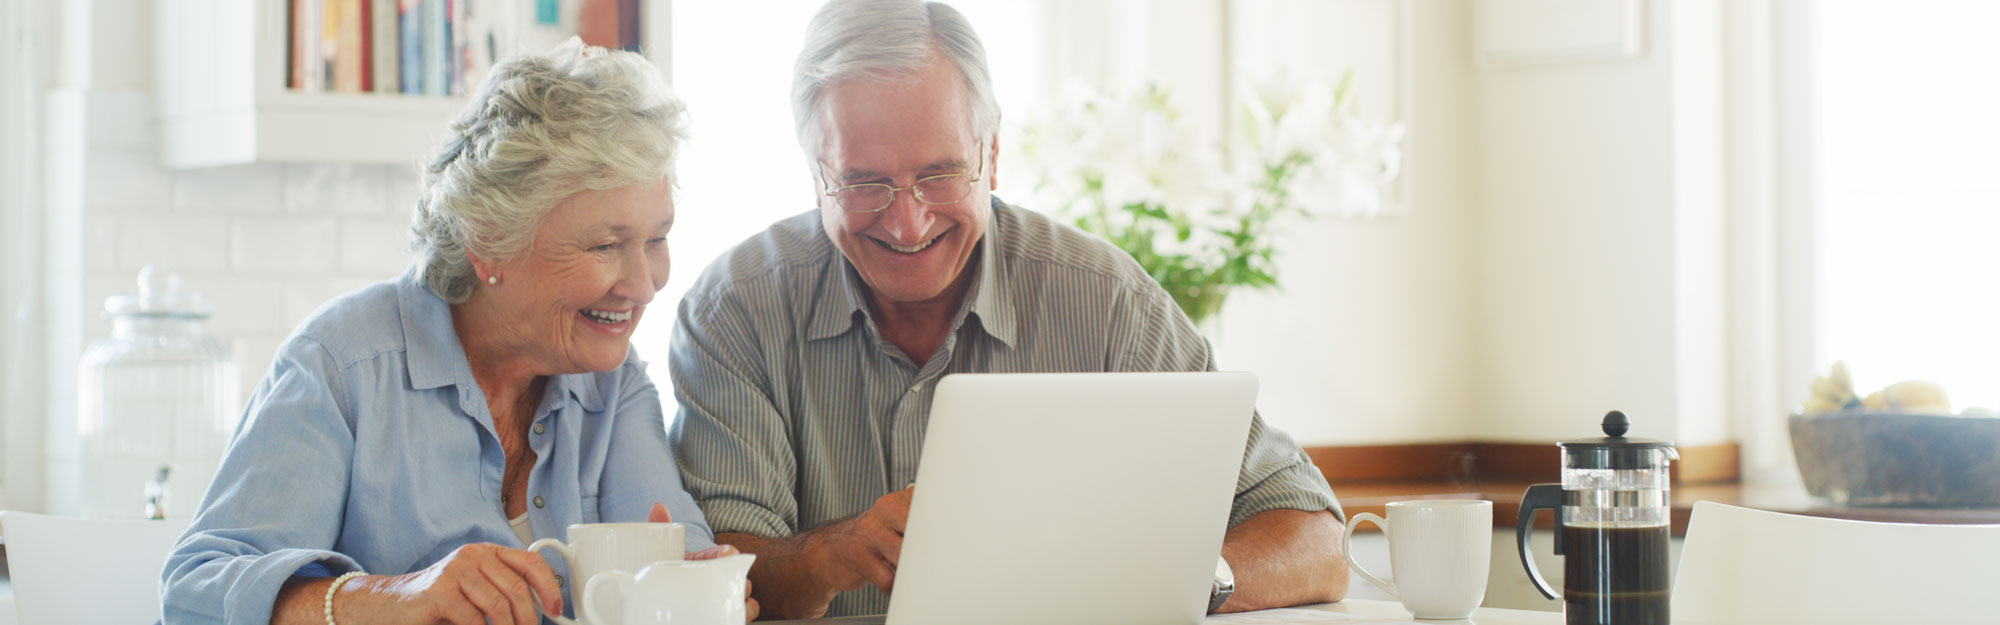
[814,54,996,309]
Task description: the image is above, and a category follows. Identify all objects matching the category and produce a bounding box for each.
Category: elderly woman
[162,40,751,624]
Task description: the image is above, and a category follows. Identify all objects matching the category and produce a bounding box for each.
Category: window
[1811,2,2000,411]
[633,0,1048,376]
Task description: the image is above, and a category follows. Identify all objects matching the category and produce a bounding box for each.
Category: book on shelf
[372,0,398,93]
[576,0,642,52]
[399,0,421,93]
[284,0,620,97]
[335,0,364,92]
[421,0,445,96]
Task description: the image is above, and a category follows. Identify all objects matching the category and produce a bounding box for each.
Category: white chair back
[1673,501,2000,624]
[0,511,190,625]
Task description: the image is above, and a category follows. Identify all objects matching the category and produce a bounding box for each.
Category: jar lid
[1557,410,1678,470]
[104,265,209,319]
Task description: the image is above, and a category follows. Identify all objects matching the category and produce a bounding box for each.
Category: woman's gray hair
[412,38,689,304]
[792,0,1000,160]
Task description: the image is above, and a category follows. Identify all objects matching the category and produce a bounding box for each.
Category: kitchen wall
[40,0,420,514]
[1467,0,1732,446]
[32,0,1747,513]
[1215,0,1476,446]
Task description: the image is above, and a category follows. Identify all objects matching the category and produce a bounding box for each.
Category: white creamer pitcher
[582,554,755,625]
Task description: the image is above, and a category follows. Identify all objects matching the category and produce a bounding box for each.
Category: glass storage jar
[76,265,239,519]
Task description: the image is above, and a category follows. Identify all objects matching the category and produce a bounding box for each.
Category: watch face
[1214,556,1234,583]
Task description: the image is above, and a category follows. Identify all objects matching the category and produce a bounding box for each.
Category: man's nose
[878,189,936,243]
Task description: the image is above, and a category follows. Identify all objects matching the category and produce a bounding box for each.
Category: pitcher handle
[1515,483,1564,600]
[526,538,581,625]
[1341,512,1398,600]
[583,570,636,625]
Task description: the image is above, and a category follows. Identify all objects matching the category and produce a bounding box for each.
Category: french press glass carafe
[1515,411,1678,625]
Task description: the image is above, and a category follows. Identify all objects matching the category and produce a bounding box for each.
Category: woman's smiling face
[483,175,675,374]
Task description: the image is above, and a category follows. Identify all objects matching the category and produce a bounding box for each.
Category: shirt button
[533,496,546,508]
[533,422,545,434]
[555,574,565,586]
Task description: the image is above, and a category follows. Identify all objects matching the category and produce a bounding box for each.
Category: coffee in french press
[1516,410,1678,625]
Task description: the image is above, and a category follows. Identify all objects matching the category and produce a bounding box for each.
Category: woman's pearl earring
[487,275,498,285]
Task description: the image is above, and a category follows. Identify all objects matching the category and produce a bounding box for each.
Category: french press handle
[1515,483,1564,600]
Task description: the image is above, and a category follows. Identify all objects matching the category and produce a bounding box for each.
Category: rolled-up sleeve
[1108,287,1344,527]
[598,358,716,549]
[667,286,800,539]
[162,337,363,625]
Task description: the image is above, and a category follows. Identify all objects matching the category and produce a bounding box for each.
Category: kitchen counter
[1333,478,2000,536]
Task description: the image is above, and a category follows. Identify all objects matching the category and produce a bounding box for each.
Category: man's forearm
[1215,508,1350,613]
[717,531,840,620]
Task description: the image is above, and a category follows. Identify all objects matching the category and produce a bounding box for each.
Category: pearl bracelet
[324,571,367,625]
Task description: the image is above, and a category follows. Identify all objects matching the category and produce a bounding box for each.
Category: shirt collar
[396,264,604,412]
[804,198,1018,348]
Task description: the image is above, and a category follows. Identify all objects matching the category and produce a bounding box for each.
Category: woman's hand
[336,542,564,625]
[651,503,761,622]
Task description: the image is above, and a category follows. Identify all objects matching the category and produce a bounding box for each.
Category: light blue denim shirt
[161,265,712,625]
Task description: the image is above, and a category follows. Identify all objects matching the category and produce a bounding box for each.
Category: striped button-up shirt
[668,199,1341,616]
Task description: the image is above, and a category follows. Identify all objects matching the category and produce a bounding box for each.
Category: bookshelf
[155,0,670,170]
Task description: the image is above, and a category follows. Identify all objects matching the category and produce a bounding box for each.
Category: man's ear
[985,132,1001,191]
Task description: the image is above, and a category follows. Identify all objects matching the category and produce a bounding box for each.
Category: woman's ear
[467,250,499,286]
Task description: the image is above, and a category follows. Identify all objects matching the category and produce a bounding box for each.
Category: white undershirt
[509,513,533,545]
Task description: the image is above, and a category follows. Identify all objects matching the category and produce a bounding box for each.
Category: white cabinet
[153,0,668,170]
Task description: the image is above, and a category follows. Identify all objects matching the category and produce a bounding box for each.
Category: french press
[1515,411,1678,625]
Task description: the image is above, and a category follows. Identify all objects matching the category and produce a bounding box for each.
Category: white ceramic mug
[528,522,687,625]
[1342,499,1493,620]
[583,554,755,625]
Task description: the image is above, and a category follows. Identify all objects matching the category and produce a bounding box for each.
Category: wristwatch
[1208,556,1235,613]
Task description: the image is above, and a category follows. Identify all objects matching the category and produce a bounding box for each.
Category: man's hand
[806,487,913,595]
[719,486,915,619]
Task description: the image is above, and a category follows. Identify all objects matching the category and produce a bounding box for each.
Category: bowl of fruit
[1790,362,2000,507]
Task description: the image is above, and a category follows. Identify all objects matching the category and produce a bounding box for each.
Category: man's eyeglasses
[821,146,985,213]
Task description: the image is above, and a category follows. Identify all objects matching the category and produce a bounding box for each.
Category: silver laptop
[874,372,1260,625]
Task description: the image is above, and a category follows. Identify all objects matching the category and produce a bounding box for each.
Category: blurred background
[3,0,1998,610]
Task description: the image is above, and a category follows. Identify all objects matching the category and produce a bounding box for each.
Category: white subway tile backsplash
[75,87,432,408]
[84,214,120,272]
[175,163,285,213]
[84,148,175,211]
[230,217,339,273]
[179,274,293,335]
[382,169,421,218]
[283,164,389,214]
[115,213,230,271]
[339,219,420,275]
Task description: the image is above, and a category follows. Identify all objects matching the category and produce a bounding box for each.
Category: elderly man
[669,0,1349,619]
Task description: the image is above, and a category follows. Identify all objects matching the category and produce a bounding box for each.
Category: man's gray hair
[412,38,688,304]
[792,0,1000,160]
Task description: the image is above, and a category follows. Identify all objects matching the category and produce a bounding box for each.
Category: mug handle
[1515,483,1564,601]
[526,538,581,625]
[1342,512,1398,600]
[583,570,636,625]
